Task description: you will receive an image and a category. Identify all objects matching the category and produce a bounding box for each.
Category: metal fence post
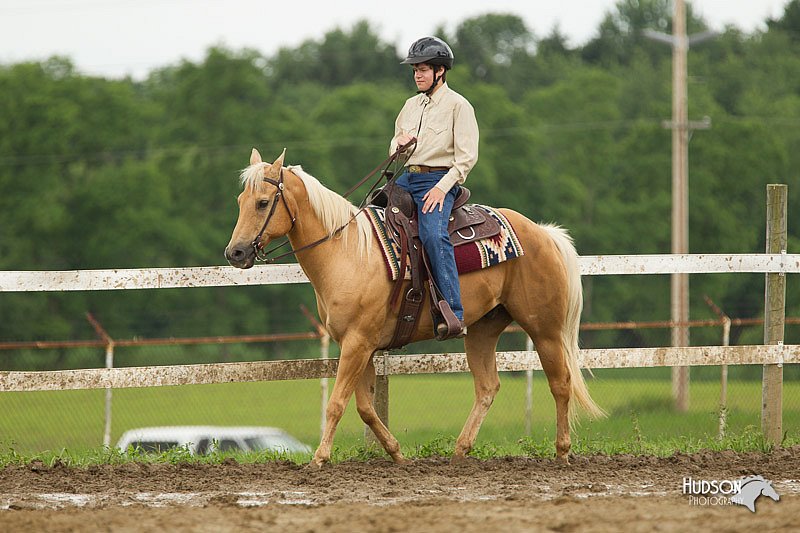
[319,333,330,440]
[718,316,730,439]
[299,305,331,442]
[86,313,115,448]
[762,184,786,444]
[525,336,534,436]
[704,295,730,439]
[103,341,115,447]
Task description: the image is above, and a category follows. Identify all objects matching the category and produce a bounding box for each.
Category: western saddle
[369,182,501,349]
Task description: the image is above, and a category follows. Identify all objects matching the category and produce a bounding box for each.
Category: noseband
[251,168,296,261]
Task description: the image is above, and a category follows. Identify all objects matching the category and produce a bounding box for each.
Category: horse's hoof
[306,459,326,469]
[450,454,470,465]
[393,456,411,465]
[556,454,571,465]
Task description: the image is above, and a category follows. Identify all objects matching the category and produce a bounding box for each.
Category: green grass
[1,425,792,468]
[1,372,798,464]
[0,427,793,468]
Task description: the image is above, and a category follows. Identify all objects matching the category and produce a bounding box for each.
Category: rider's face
[412,64,440,92]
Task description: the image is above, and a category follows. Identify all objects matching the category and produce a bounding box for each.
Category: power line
[3,114,799,168]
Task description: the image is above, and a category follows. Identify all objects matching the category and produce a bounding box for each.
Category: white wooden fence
[1,253,795,292]
[0,186,796,442]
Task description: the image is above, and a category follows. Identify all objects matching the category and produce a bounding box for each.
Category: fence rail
[1,253,799,292]
[0,185,794,443]
[1,344,796,392]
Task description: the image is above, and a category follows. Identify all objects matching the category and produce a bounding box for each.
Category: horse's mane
[239,163,372,258]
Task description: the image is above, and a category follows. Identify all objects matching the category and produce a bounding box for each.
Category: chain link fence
[1,311,797,455]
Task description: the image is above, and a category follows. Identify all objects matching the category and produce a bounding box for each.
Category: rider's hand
[396,134,415,152]
[422,187,446,213]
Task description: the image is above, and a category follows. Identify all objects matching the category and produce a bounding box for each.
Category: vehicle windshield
[131,440,180,453]
[197,438,242,454]
[244,434,308,453]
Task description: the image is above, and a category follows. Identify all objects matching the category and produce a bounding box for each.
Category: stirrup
[435,300,465,340]
[436,321,467,340]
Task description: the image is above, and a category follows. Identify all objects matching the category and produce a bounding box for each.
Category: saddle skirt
[365,203,525,281]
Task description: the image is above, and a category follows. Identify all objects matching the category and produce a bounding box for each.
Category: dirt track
[2,449,798,532]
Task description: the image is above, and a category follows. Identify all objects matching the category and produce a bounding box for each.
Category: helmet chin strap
[420,67,444,96]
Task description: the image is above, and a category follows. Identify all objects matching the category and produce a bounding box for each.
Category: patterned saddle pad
[365,204,524,281]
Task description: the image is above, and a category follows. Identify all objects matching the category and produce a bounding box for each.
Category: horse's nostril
[226,246,246,262]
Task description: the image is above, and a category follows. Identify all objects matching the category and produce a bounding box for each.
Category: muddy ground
[1,449,799,532]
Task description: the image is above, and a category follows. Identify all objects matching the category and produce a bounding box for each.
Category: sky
[0,0,788,80]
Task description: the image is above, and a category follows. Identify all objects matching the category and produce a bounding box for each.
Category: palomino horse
[225,149,604,466]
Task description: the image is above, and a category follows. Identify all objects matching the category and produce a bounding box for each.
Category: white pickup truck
[116,425,312,455]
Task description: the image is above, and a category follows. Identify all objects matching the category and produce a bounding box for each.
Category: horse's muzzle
[225,244,255,269]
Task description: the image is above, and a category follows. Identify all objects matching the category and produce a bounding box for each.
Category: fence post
[319,333,330,440]
[299,305,331,442]
[704,295,730,439]
[103,342,115,447]
[525,336,534,436]
[762,184,786,444]
[718,316,730,438]
[366,351,389,446]
[86,313,114,448]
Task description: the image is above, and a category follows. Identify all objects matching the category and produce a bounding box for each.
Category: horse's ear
[266,148,287,178]
[250,148,262,165]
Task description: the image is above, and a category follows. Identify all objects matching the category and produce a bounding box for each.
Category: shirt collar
[418,82,450,106]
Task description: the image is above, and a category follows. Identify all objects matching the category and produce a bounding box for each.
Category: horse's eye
[257,199,270,210]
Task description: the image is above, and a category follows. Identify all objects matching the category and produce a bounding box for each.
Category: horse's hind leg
[453,308,512,462]
[524,330,572,463]
[355,357,407,463]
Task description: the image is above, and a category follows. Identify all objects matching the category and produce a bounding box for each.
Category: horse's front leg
[355,357,407,463]
[311,335,374,467]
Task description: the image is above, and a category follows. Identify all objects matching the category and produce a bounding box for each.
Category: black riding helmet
[401,36,454,70]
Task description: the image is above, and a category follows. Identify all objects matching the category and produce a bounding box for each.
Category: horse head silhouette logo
[730,475,780,513]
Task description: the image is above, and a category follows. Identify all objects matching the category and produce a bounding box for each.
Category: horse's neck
[284,179,365,293]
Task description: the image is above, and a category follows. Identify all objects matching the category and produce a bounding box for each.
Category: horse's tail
[542,224,607,427]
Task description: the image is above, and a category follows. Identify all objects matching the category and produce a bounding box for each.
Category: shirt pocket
[400,115,420,134]
[425,108,452,135]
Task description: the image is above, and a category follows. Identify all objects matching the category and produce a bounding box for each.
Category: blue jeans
[395,171,463,321]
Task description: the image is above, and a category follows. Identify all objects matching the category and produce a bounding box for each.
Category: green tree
[451,13,534,82]
[2,8,800,356]
[268,20,403,89]
[581,0,707,67]
[767,0,800,40]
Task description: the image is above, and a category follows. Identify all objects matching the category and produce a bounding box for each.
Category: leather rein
[251,139,416,263]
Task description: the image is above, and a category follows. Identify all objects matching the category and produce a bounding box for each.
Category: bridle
[249,139,416,264]
[251,167,297,262]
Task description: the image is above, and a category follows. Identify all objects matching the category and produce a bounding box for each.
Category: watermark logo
[683,475,780,512]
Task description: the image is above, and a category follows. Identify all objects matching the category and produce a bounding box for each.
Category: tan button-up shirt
[390,83,479,193]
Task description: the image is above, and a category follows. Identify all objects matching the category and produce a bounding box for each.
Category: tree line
[1,0,799,369]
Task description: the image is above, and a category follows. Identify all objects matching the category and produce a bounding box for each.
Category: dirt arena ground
[2,449,798,532]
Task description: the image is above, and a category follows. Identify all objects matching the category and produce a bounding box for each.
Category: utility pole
[645,0,713,412]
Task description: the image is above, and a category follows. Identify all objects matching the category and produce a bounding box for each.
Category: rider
[390,36,479,340]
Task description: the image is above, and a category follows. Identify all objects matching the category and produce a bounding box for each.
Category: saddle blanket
[365,204,524,281]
